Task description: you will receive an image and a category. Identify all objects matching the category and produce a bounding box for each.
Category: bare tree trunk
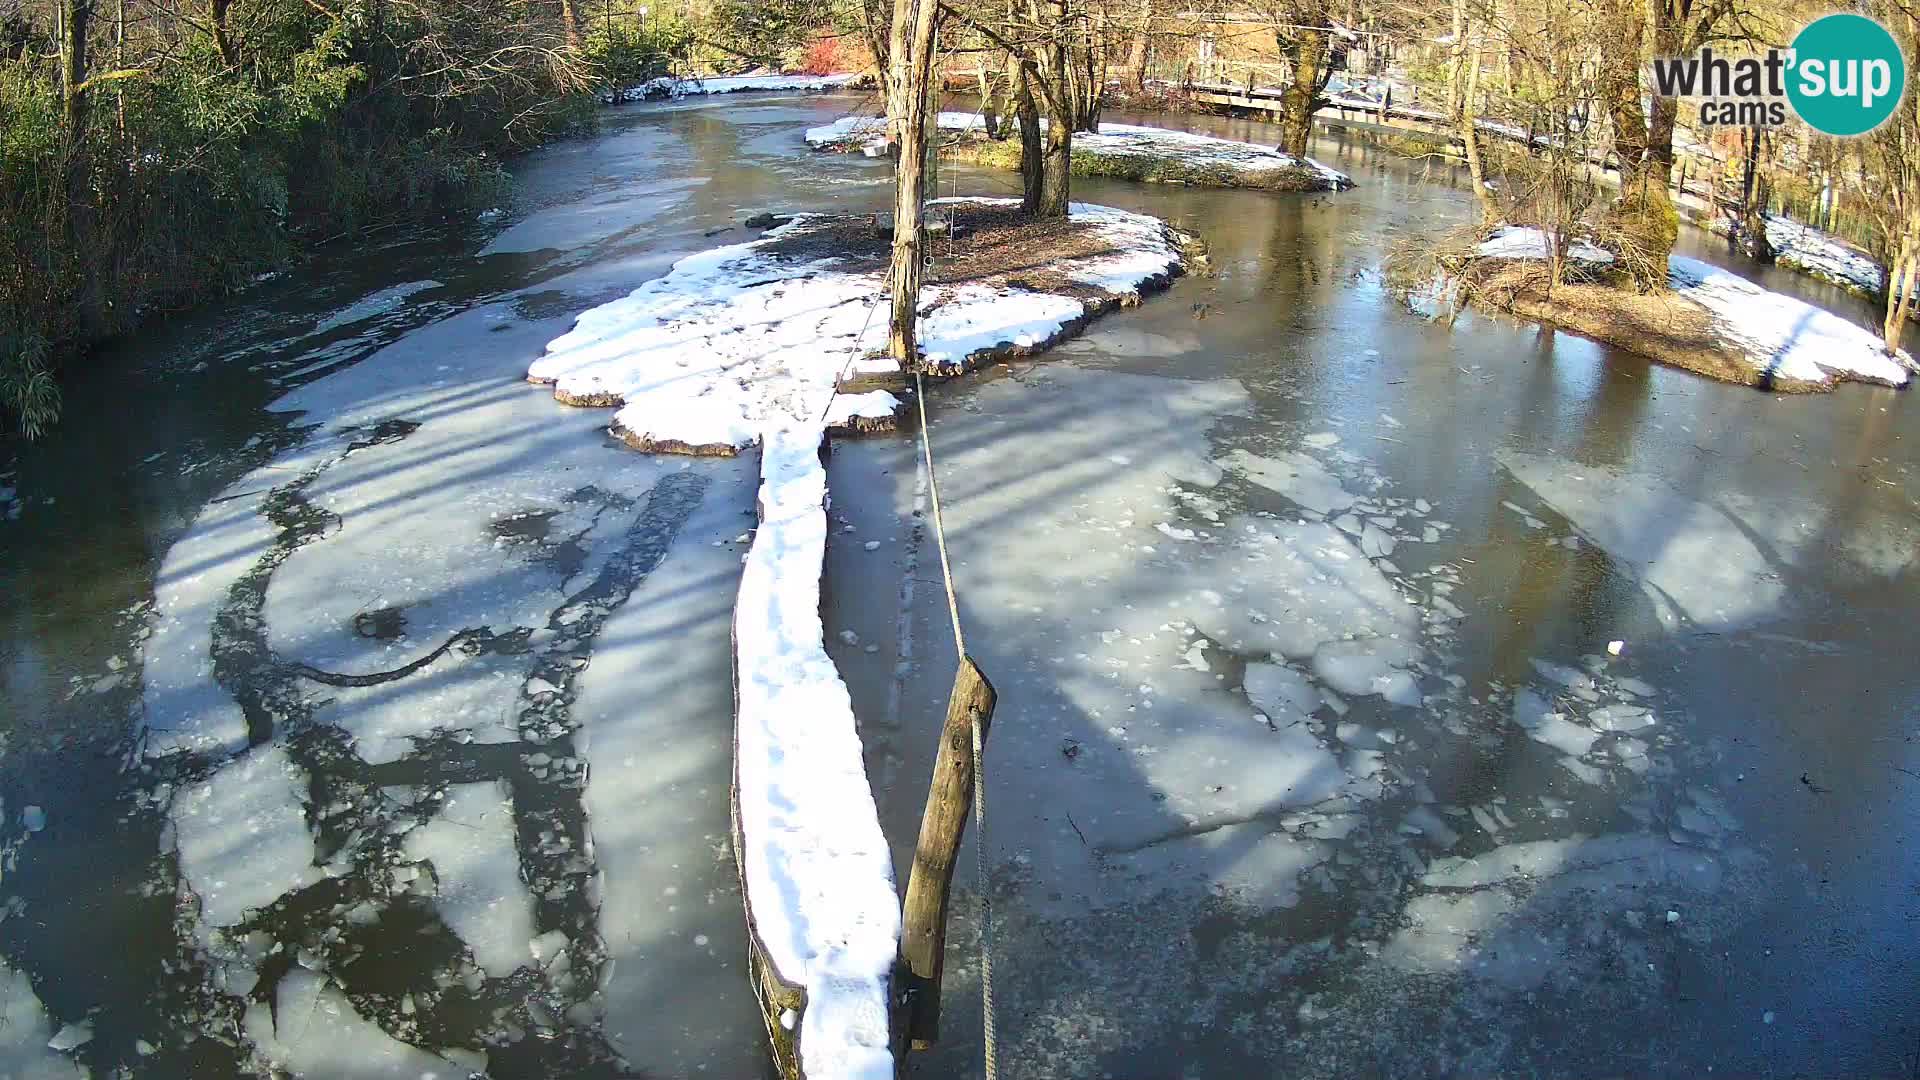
[1739,126,1773,263]
[1885,237,1914,351]
[1459,30,1497,225]
[1446,0,1465,121]
[886,0,941,362]
[1028,0,1073,217]
[1125,0,1152,91]
[60,0,92,138]
[557,0,583,49]
[1597,0,1673,289]
[977,63,1001,137]
[1013,59,1043,213]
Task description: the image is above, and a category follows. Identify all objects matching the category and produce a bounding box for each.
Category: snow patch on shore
[1668,256,1912,388]
[1707,212,1889,296]
[529,200,1185,445]
[1475,226,1617,266]
[804,112,1353,189]
[1475,226,1912,388]
[604,72,864,104]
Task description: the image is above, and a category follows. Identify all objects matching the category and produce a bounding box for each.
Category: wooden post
[898,656,996,1050]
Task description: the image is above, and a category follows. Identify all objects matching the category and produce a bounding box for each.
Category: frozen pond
[1,94,1917,1078]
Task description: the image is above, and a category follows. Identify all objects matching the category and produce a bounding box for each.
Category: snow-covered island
[1459,226,1915,392]
[527,198,1196,1078]
[806,112,1354,193]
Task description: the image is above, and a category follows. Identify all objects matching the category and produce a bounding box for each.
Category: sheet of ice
[0,961,83,1080]
[1511,687,1600,758]
[804,112,1352,189]
[733,426,897,1080]
[1311,637,1422,707]
[1499,451,1786,630]
[402,780,534,979]
[1668,255,1912,388]
[1219,448,1357,517]
[572,458,769,1076]
[244,974,464,1079]
[1190,519,1422,660]
[1243,661,1320,726]
[142,484,281,758]
[311,281,441,335]
[172,745,323,927]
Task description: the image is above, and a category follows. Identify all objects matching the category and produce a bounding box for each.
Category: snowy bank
[602,72,868,104]
[1705,212,1892,299]
[805,111,1353,192]
[529,198,1193,1077]
[1468,226,1913,391]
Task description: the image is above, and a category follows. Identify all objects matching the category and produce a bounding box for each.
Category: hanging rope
[913,369,995,1080]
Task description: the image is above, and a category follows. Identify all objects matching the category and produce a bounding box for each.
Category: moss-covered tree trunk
[1012,59,1044,214]
[1274,2,1332,159]
[1598,0,1674,290]
[1038,83,1073,217]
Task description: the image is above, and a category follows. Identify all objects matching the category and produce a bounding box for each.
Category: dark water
[1,94,1915,1078]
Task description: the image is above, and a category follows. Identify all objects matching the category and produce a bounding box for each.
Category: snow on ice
[172,745,324,929]
[804,112,1353,189]
[529,199,1189,1076]
[401,781,535,979]
[1668,256,1913,388]
[0,960,83,1080]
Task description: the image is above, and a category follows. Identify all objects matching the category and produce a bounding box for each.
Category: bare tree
[885,0,942,360]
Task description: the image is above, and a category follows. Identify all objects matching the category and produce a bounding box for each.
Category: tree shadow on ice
[850,355,1826,1078]
[129,411,769,1079]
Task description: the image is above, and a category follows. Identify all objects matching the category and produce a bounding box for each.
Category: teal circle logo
[1787,14,1907,136]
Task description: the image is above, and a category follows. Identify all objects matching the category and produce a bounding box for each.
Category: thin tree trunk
[1886,238,1914,351]
[977,63,1001,137]
[1459,30,1497,224]
[1446,0,1465,120]
[557,0,582,49]
[1125,0,1151,91]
